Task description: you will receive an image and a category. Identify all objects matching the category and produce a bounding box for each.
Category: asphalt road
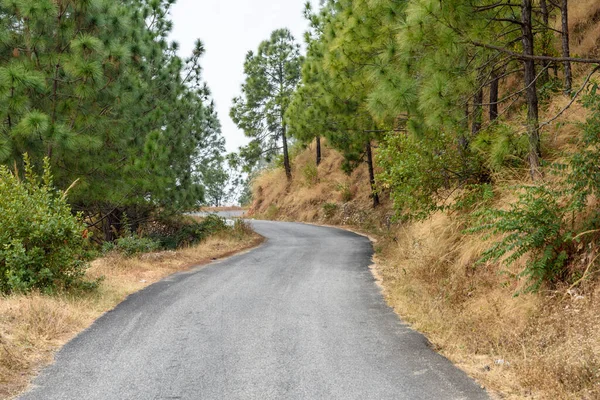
[20,221,488,400]
[189,210,246,218]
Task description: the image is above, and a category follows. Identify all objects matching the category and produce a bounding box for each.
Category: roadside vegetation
[245,2,600,398]
[0,204,261,398]
[0,1,259,397]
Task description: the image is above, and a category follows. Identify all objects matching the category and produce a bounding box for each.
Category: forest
[0,0,236,292]
[233,0,600,293]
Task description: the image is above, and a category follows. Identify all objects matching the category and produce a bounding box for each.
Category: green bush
[146,214,228,250]
[471,123,528,172]
[470,185,575,293]
[452,184,495,213]
[377,130,479,221]
[0,157,90,294]
[322,202,338,219]
[104,236,160,256]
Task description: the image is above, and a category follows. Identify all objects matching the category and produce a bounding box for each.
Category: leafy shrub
[569,88,600,212]
[377,130,477,221]
[452,184,495,213]
[0,157,90,293]
[472,124,528,172]
[322,202,338,219]
[470,88,600,293]
[231,219,254,239]
[264,205,279,220]
[104,236,160,256]
[470,185,575,293]
[146,214,228,250]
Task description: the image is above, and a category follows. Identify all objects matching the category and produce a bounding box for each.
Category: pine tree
[0,0,227,240]
[230,29,303,181]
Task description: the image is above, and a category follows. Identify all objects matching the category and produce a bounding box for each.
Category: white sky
[169,0,316,154]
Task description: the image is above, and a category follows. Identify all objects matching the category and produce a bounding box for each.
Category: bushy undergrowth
[470,185,576,292]
[105,214,231,256]
[0,157,91,294]
[102,236,161,256]
[471,89,600,292]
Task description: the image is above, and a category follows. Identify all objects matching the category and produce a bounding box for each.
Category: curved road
[20,221,488,400]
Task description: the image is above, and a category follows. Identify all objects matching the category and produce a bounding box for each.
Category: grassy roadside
[0,225,263,400]
[249,140,600,399]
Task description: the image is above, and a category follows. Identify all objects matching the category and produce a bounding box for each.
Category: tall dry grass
[377,209,600,399]
[250,135,600,398]
[0,230,262,399]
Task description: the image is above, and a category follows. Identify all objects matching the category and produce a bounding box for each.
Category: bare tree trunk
[489,71,499,121]
[103,210,120,242]
[521,0,542,180]
[316,135,322,166]
[365,139,379,208]
[282,124,292,181]
[539,0,551,85]
[472,87,483,135]
[561,0,572,94]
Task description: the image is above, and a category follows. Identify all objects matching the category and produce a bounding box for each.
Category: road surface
[20,221,488,400]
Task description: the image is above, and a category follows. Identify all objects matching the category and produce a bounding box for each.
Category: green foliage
[0,0,226,240]
[0,157,90,294]
[230,219,254,240]
[147,215,228,250]
[469,88,600,292]
[322,202,338,219]
[105,214,230,255]
[105,236,161,257]
[335,183,353,203]
[452,184,495,213]
[377,130,470,221]
[470,185,574,293]
[231,29,302,174]
[264,205,279,220]
[472,125,529,172]
[569,88,600,212]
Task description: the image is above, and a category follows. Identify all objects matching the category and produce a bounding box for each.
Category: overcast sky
[169,0,316,154]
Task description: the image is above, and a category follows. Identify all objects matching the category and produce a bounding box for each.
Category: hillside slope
[250,135,599,400]
[248,3,600,398]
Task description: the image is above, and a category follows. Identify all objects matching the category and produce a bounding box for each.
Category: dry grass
[0,230,262,399]
[569,0,600,57]
[250,140,383,224]
[250,135,600,399]
[377,211,600,399]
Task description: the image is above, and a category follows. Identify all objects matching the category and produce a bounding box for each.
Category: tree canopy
[0,0,226,239]
[231,28,303,180]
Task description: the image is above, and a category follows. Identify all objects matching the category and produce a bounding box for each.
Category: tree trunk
[103,210,120,242]
[472,87,483,135]
[316,135,322,166]
[282,124,292,181]
[561,0,572,94]
[521,0,542,180]
[489,72,499,121]
[539,0,551,85]
[365,139,379,208]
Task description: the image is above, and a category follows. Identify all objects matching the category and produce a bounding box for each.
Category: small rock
[494,359,510,366]
[139,279,147,283]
